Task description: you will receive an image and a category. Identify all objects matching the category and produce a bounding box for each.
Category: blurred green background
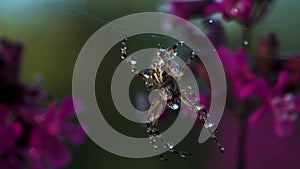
[0,0,300,169]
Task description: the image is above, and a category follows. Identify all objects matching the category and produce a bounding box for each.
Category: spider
[120,38,224,160]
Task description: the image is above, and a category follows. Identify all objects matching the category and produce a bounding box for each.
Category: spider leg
[185,51,198,67]
[171,51,198,81]
[125,56,139,74]
[120,38,128,60]
[145,90,192,160]
[145,92,168,158]
[180,87,225,153]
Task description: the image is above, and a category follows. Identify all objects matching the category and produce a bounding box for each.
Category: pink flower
[204,0,254,22]
[249,71,300,137]
[26,97,86,169]
[0,105,23,156]
[217,46,262,100]
[0,97,86,169]
[168,0,213,20]
[271,94,299,137]
[0,38,86,169]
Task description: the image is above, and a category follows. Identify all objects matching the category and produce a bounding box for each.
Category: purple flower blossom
[27,97,85,169]
[163,0,300,168]
[217,46,262,100]
[204,0,254,22]
[249,71,300,137]
[0,38,86,169]
[165,0,275,25]
[0,105,23,156]
[168,0,213,20]
[216,46,300,137]
[271,93,299,137]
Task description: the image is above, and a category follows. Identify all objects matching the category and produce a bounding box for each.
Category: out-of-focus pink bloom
[204,0,276,25]
[161,0,214,31]
[1,97,86,169]
[217,46,262,100]
[249,71,300,137]
[27,97,85,169]
[0,38,86,169]
[204,0,254,22]
[168,0,213,20]
[271,94,299,137]
[166,0,274,24]
[0,105,23,156]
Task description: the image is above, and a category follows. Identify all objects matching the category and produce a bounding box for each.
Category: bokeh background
[0,0,300,169]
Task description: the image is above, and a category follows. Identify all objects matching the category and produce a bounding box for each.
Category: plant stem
[236,27,252,169]
[237,118,248,169]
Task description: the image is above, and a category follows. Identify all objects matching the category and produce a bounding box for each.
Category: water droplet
[243,41,249,46]
[168,102,179,110]
[121,38,127,45]
[131,68,137,73]
[220,146,225,153]
[230,8,238,16]
[168,148,175,153]
[208,19,213,24]
[145,82,153,87]
[207,123,213,128]
[127,56,137,65]
[166,142,174,149]
[179,40,184,46]
[180,151,188,158]
[130,60,137,65]
[153,138,157,143]
[204,120,214,128]
[160,48,166,53]
[160,154,168,161]
[149,115,155,122]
